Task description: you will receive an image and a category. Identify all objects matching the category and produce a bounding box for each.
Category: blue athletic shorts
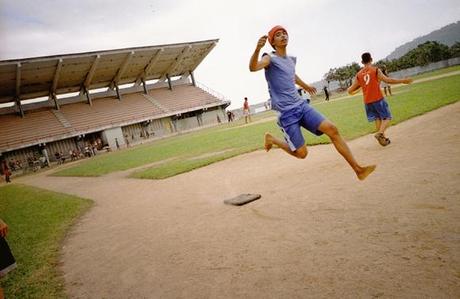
[277,102,325,151]
[365,98,392,122]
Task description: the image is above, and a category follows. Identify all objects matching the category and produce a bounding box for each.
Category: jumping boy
[249,25,375,180]
[348,52,412,146]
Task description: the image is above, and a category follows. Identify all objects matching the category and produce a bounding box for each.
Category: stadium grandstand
[0,39,230,167]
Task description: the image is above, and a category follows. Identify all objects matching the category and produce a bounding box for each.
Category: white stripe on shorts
[280,126,296,151]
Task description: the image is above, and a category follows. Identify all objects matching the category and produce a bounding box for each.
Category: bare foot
[264,133,273,152]
[356,165,376,181]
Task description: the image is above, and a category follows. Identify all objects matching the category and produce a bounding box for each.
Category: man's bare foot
[356,165,376,180]
[264,132,273,152]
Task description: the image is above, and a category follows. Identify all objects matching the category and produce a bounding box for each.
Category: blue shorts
[365,98,392,122]
[277,102,325,151]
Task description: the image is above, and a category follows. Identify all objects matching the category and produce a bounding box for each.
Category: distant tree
[398,41,451,67]
[450,41,460,57]
[324,62,360,89]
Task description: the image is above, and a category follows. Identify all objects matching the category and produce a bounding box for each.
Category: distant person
[54,152,61,164]
[249,25,376,180]
[323,86,330,101]
[1,160,11,183]
[59,151,66,163]
[348,52,412,146]
[0,218,17,299]
[227,110,233,122]
[243,97,252,123]
[380,66,392,96]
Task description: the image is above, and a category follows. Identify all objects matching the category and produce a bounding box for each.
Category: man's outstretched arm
[378,69,413,85]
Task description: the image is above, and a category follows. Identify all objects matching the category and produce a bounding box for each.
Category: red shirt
[356,65,383,104]
[243,101,249,110]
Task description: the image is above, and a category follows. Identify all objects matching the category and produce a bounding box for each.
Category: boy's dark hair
[361,52,372,64]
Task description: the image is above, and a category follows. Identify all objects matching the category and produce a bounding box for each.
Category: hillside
[386,21,460,60]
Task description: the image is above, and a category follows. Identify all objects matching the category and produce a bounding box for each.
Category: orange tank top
[356,66,383,104]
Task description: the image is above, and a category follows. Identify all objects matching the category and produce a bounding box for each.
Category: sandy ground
[18,102,460,298]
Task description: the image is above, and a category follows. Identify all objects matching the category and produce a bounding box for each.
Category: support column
[166,74,172,90]
[115,85,121,101]
[84,87,92,106]
[141,78,148,94]
[16,97,24,118]
[52,93,60,110]
[190,71,196,87]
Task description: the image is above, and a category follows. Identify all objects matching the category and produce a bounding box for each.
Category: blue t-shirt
[264,52,303,113]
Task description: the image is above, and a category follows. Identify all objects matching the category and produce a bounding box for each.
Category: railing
[196,81,231,104]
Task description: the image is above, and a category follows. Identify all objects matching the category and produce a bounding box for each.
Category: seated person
[60,152,66,164]
[54,152,61,163]
[8,160,16,172]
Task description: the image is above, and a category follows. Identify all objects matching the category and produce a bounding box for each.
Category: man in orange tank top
[348,52,412,146]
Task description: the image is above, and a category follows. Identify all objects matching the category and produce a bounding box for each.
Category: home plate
[224,194,261,206]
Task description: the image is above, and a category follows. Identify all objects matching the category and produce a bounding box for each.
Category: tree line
[324,41,460,89]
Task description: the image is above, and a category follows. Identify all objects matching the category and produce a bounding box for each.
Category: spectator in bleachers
[38,155,48,168]
[54,152,61,164]
[92,141,98,155]
[59,152,66,164]
[84,146,92,157]
[8,160,16,172]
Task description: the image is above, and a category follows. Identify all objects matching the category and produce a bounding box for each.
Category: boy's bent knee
[324,123,339,137]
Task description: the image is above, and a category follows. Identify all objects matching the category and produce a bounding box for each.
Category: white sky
[1,0,459,109]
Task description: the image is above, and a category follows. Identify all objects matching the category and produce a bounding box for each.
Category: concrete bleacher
[148,84,221,113]
[60,93,164,132]
[0,84,224,153]
[0,110,73,150]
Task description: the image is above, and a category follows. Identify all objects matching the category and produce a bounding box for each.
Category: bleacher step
[51,110,73,128]
[142,94,170,113]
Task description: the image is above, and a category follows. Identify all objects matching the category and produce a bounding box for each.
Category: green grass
[54,70,460,179]
[0,184,92,299]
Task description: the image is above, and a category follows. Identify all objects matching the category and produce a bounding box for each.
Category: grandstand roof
[0,39,218,104]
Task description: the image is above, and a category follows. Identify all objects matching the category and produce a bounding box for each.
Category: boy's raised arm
[249,35,271,72]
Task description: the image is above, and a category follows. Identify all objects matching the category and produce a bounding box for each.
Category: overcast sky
[1,0,459,109]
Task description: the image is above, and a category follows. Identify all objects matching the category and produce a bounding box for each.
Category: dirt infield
[18,102,460,298]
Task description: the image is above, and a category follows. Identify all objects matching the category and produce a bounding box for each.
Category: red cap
[268,25,287,45]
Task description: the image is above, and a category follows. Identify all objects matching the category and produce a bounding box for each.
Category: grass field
[0,185,92,299]
[54,67,460,179]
